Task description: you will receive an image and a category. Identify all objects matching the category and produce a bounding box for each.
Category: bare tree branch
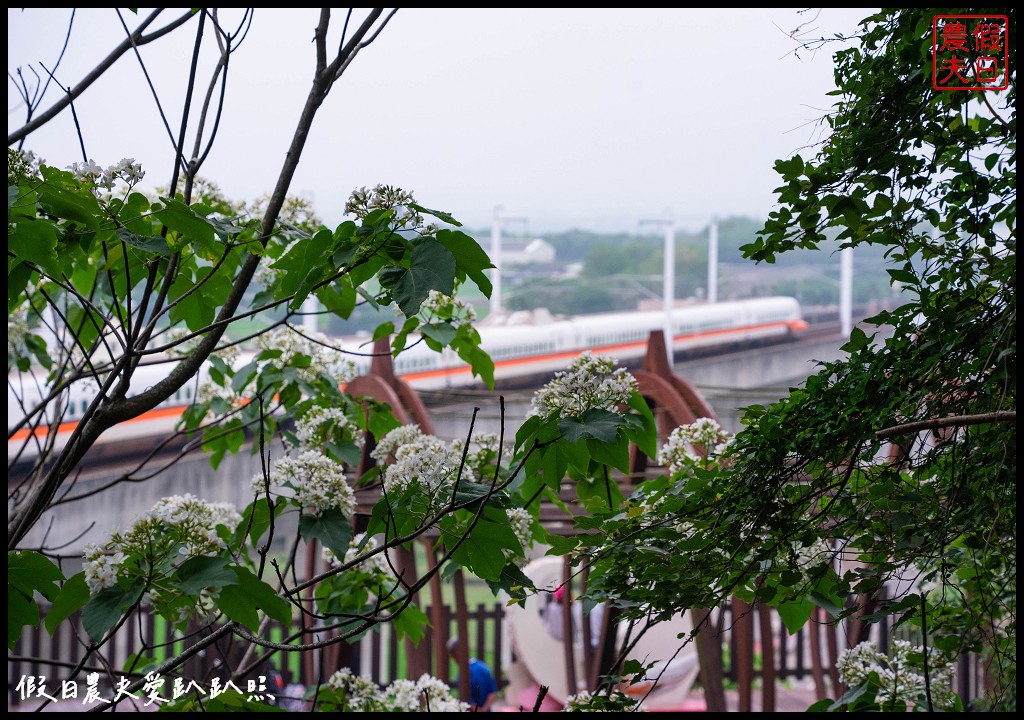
[876,411,1016,440]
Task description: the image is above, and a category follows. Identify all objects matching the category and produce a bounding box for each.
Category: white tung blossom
[384,436,472,498]
[292,405,361,450]
[370,424,425,463]
[384,675,467,712]
[417,289,477,328]
[530,351,638,420]
[657,417,732,474]
[561,690,641,712]
[344,184,433,232]
[324,669,468,712]
[326,668,385,712]
[164,326,239,366]
[836,639,958,710]
[83,546,126,594]
[372,424,475,504]
[256,327,357,384]
[263,450,355,516]
[504,508,533,566]
[67,157,145,195]
[8,305,30,360]
[83,494,242,596]
[322,532,392,579]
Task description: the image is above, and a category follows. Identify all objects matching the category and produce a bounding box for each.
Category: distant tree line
[459,216,899,317]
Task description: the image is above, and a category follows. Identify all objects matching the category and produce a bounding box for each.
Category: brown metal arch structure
[333,337,469,700]
[331,331,808,711]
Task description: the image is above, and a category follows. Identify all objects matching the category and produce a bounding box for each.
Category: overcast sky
[9,8,876,234]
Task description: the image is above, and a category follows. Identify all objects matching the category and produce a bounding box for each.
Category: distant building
[498,237,556,266]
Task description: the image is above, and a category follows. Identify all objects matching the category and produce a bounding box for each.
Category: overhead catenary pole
[302,297,318,334]
[491,206,503,316]
[707,216,719,303]
[640,214,676,367]
[840,246,853,337]
[662,215,675,365]
[489,207,529,319]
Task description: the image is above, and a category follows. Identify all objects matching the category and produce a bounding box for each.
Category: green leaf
[408,202,462,227]
[83,584,144,642]
[420,322,457,346]
[558,409,624,444]
[298,508,353,562]
[44,572,90,636]
[624,392,657,459]
[173,556,238,595]
[8,218,61,273]
[576,474,626,509]
[116,227,171,255]
[8,550,64,601]
[391,603,430,645]
[454,520,518,582]
[434,229,494,297]
[840,326,870,352]
[586,435,630,473]
[458,343,495,390]
[316,279,357,319]
[37,183,101,229]
[372,321,396,342]
[217,567,291,631]
[241,497,287,547]
[886,268,917,285]
[9,551,65,646]
[9,585,37,650]
[487,561,537,602]
[378,240,456,316]
[216,586,260,631]
[8,262,33,310]
[153,197,216,245]
[542,443,570,491]
[774,597,815,634]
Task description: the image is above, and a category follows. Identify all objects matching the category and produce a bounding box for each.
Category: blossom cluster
[291,405,361,451]
[657,417,732,474]
[196,379,245,416]
[255,328,357,385]
[343,184,437,233]
[836,639,958,710]
[418,290,477,328]
[561,690,642,712]
[8,148,44,184]
[790,538,834,575]
[324,669,468,712]
[82,546,126,595]
[322,532,392,578]
[8,304,30,363]
[163,326,240,366]
[504,508,533,567]
[530,352,638,420]
[449,432,508,480]
[254,450,355,516]
[83,494,242,596]
[67,157,145,195]
[371,424,474,503]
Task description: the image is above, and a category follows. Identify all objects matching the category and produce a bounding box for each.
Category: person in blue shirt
[447,636,499,712]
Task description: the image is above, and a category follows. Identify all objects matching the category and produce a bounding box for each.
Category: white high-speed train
[383,295,807,389]
[8,297,807,463]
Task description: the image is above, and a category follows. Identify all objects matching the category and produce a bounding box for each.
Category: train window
[81,399,88,416]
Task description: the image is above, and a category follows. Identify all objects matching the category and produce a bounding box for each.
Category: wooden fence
[8,598,986,711]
